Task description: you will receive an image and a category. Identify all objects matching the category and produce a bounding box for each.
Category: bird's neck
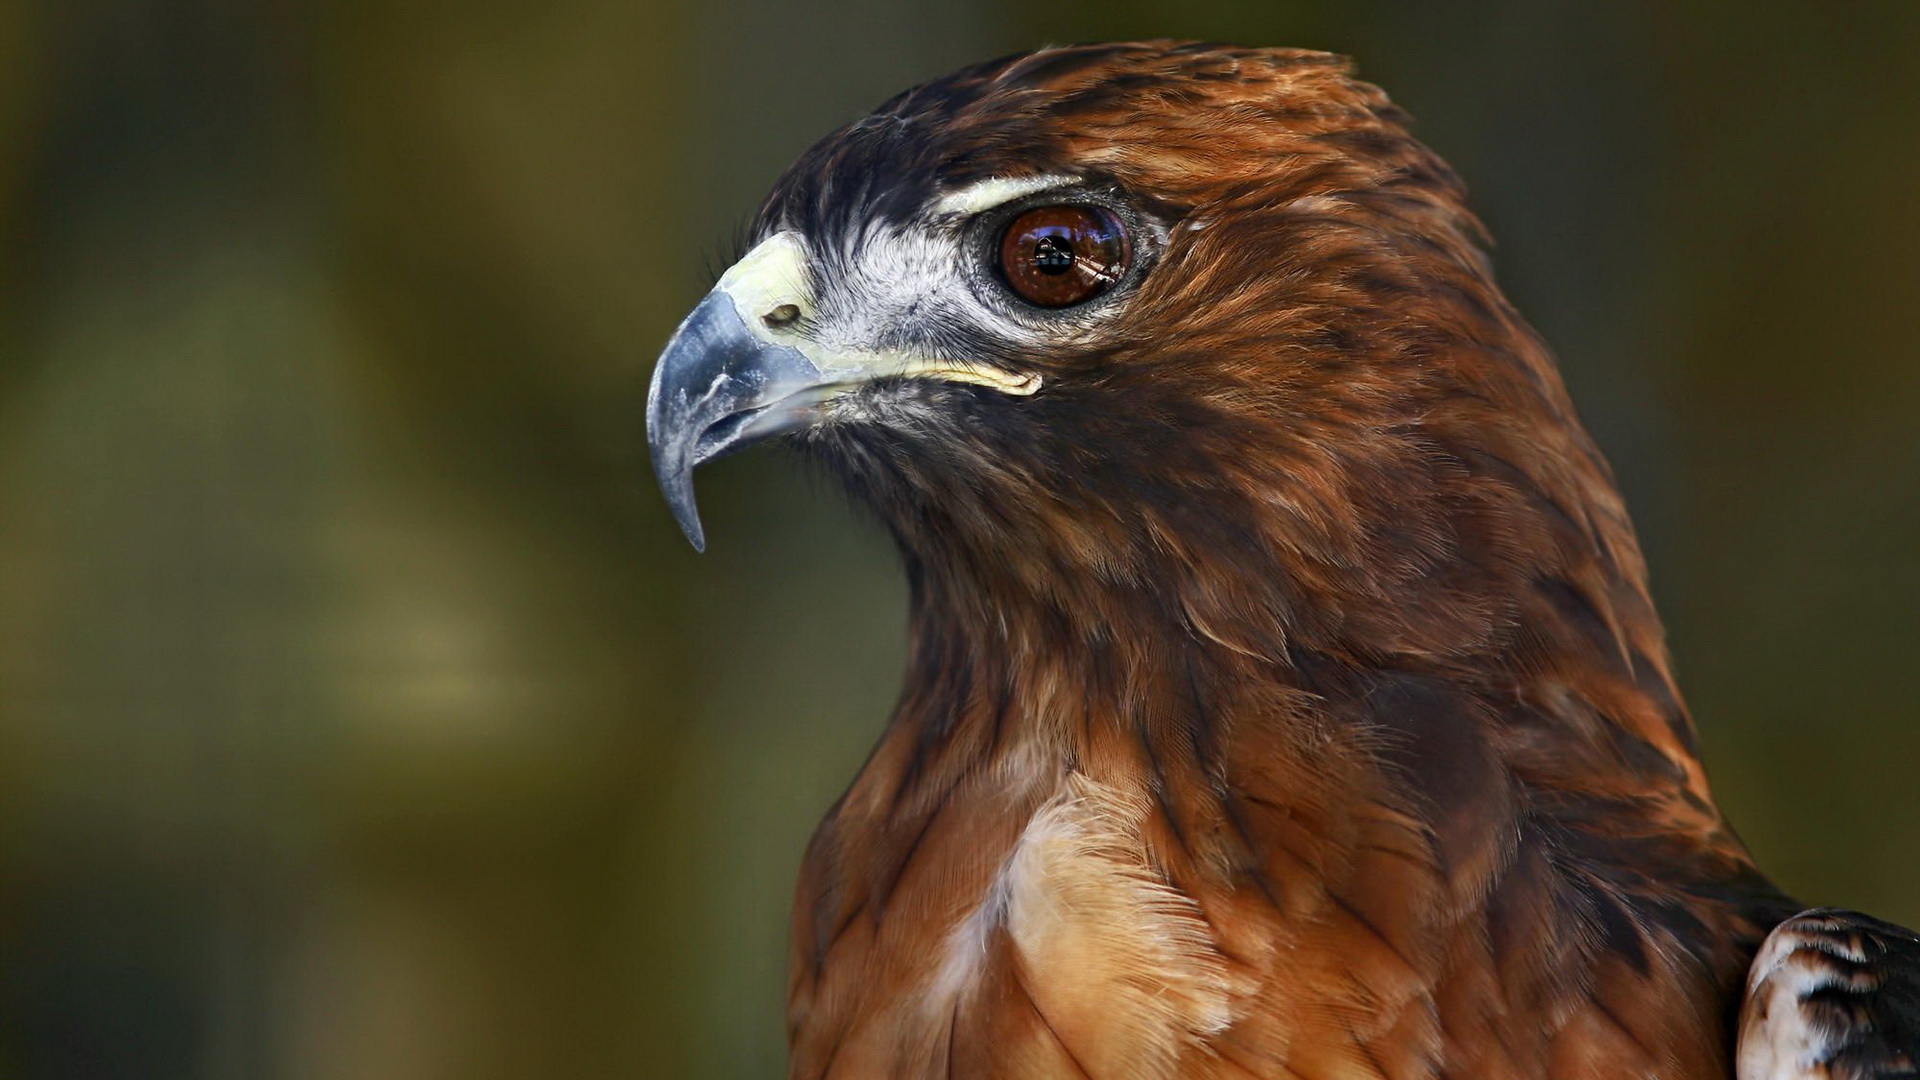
[865,533,1743,861]
[788,565,1791,1080]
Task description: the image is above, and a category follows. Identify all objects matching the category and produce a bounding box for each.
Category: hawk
[644,41,1920,1080]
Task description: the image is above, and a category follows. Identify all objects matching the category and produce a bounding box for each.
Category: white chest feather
[927,773,1238,1080]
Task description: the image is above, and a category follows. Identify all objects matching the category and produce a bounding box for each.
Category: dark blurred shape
[2,1,1918,1077]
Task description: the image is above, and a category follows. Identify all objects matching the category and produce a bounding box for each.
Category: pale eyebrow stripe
[931,174,1081,217]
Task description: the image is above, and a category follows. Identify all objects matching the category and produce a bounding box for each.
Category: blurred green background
[2,0,1919,1077]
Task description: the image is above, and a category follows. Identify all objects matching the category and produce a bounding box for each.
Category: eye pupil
[1032,236,1075,275]
[996,205,1129,308]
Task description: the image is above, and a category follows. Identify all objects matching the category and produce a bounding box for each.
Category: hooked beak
[645,288,842,551]
[646,231,1040,551]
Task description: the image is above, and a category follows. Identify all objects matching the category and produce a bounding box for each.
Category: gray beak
[644,290,836,551]
[647,229,1041,551]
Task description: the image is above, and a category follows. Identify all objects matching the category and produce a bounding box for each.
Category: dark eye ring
[996,205,1129,308]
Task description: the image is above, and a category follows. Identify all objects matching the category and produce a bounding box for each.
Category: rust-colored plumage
[644,40,1920,1080]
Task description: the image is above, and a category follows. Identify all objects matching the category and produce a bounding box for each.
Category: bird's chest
[790,776,1744,1080]
[789,772,1268,1080]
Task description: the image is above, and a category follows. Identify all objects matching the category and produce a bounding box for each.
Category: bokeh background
[2,0,1918,1077]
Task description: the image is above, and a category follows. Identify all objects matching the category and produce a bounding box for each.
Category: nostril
[763,303,802,330]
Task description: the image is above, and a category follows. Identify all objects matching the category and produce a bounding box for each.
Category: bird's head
[649,41,1642,664]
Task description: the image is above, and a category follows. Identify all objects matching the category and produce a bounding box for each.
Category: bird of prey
[645,41,1920,1080]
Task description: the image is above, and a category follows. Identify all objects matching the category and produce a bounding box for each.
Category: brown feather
[751,40,1803,1080]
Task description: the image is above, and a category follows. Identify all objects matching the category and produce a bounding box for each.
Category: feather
[1739,909,1920,1080]
[658,38,1920,1080]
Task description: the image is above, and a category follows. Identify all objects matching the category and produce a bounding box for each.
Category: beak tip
[682,519,708,553]
[667,498,709,553]
[653,460,709,552]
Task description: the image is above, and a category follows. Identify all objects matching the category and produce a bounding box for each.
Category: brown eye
[996,205,1129,308]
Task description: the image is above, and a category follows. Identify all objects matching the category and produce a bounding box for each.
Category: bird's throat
[785,570,1790,1080]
